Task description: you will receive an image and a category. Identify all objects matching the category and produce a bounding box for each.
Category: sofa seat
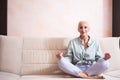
[20,75,66,80]
[19,73,120,80]
[0,72,20,80]
[20,70,120,80]
[104,70,120,79]
[0,72,120,80]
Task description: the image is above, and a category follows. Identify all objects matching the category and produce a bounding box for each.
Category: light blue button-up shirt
[65,37,103,65]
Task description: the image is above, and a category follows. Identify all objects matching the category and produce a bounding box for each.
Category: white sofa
[0,35,120,80]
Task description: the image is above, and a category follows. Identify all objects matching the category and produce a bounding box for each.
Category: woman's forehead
[78,21,89,26]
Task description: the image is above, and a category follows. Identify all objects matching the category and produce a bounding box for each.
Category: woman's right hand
[56,51,63,59]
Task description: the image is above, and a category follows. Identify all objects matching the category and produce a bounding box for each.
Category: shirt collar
[78,36,92,47]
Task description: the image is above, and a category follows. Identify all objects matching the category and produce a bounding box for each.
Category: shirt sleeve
[95,42,103,62]
[64,40,73,62]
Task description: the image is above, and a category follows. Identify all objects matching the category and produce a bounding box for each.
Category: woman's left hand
[103,53,111,60]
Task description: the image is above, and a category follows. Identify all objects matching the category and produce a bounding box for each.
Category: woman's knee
[57,58,82,76]
[57,57,69,69]
[100,59,109,70]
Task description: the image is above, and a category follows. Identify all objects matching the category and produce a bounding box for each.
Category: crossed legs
[57,57,109,79]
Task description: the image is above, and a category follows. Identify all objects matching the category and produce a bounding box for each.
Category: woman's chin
[80,34,88,36]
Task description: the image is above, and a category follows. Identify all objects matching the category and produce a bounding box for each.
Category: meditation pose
[56,21,111,79]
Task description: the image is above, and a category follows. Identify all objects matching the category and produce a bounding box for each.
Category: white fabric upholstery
[20,74,120,80]
[0,35,23,74]
[21,38,70,75]
[0,35,120,80]
[97,37,120,71]
[0,72,20,80]
[104,70,120,78]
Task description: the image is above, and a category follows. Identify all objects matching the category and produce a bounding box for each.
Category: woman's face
[78,22,90,36]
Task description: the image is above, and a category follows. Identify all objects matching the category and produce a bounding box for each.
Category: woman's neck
[80,35,89,48]
[80,35,89,42]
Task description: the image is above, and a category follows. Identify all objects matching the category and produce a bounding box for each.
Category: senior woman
[56,21,111,79]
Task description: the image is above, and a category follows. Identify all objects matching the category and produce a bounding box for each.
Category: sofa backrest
[0,35,120,75]
[20,37,71,75]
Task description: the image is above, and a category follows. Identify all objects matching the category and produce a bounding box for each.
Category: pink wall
[8,0,112,38]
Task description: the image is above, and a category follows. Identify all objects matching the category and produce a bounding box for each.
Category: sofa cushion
[0,72,20,80]
[20,38,71,75]
[104,70,120,78]
[0,35,23,74]
[97,37,120,71]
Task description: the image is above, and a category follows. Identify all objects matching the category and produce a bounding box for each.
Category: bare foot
[78,72,104,79]
[78,72,88,78]
[64,75,74,78]
[65,73,104,79]
[56,52,63,59]
[83,75,104,79]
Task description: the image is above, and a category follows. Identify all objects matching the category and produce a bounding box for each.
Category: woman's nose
[82,28,85,32]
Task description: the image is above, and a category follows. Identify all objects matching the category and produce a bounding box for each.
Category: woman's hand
[56,51,63,59]
[103,53,111,60]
